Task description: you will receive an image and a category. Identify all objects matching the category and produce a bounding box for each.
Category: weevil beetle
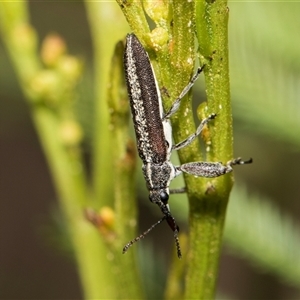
[123,33,252,258]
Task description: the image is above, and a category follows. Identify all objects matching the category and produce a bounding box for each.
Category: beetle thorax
[142,161,176,199]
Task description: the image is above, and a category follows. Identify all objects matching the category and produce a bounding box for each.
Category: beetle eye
[160,191,169,203]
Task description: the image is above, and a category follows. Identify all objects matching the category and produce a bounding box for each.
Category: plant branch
[183,1,233,299]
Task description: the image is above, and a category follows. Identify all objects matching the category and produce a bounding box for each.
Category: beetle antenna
[123,216,166,254]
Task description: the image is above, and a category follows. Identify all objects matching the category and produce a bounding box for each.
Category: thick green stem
[94,1,234,299]
[184,1,233,299]
[115,0,149,35]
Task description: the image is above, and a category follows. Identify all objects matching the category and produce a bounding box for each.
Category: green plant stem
[107,41,143,298]
[116,1,234,298]
[164,234,188,300]
[0,2,127,298]
[115,0,150,37]
[33,109,113,298]
[85,1,129,206]
[183,1,233,299]
[84,2,144,298]
[84,2,145,298]
[85,0,234,298]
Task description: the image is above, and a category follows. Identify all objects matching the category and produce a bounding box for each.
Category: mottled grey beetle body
[123,33,252,258]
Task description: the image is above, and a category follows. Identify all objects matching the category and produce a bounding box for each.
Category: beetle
[123,33,252,257]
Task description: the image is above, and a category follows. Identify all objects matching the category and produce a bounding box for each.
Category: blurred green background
[1,1,300,299]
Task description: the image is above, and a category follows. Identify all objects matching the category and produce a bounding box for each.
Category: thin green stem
[0,1,110,297]
[107,41,143,298]
[84,2,144,297]
[0,2,130,298]
[83,2,141,298]
[85,1,130,206]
